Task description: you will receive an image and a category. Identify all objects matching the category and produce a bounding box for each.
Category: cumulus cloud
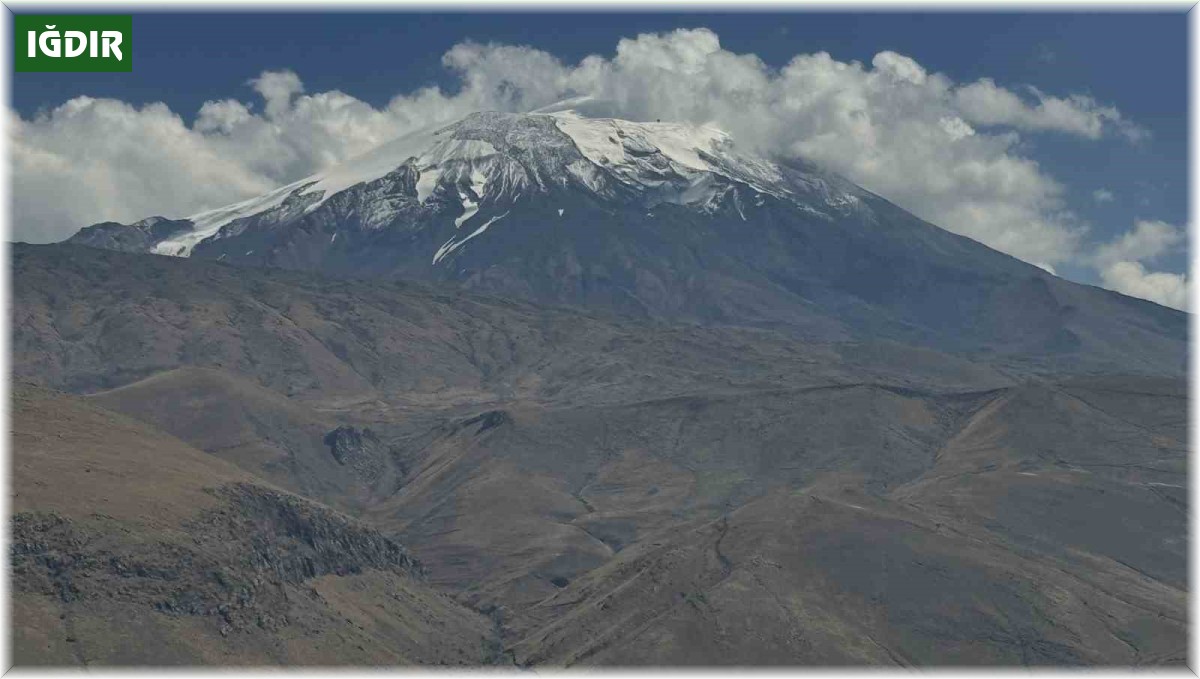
[11,98,277,243]
[13,77,437,241]
[249,69,304,119]
[953,79,1145,141]
[1094,219,1188,310]
[9,26,1164,288]
[1093,188,1114,203]
[1096,219,1182,265]
[1100,261,1188,310]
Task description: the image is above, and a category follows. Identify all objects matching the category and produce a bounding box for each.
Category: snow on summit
[550,110,730,175]
[128,103,860,259]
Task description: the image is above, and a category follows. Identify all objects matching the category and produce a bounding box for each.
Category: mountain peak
[123,107,872,257]
[140,107,777,257]
[63,105,1185,377]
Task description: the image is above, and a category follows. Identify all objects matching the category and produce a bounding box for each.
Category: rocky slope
[65,107,1186,376]
[10,244,1188,666]
[10,384,499,666]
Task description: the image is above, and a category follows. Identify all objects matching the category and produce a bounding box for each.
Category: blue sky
[10,11,1190,305]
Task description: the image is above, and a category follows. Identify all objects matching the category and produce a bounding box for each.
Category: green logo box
[14,15,132,72]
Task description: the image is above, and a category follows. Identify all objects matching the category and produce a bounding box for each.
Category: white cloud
[11,98,276,243]
[953,79,1145,141]
[249,69,304,119]
[1093,188,1114,203]
[872,50,928,85]
[1094,220,1188,310]
[1099,261,1188,310]
[1096,219,1182,265]
[9,26,1160,285]
[12,77,428,242]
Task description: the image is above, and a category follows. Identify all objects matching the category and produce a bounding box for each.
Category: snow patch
[170,121,451,253]
[154,180,306,256]
[453,168,491,228]
[552,110,728,174]
[416,168,442,204]
[566,159,606,193]
[418,137,497,167]
[433,211,509,265]
[455,197,479,229]
[469,167,488,199]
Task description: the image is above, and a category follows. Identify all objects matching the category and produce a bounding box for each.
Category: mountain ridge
[64,107,1185,376]
[11,242,1188,666]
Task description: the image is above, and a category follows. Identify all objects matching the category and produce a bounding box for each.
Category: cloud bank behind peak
[11,28,1183,308]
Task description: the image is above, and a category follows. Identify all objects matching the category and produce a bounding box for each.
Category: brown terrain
[9,243,1188,666]
[10,383,497,665]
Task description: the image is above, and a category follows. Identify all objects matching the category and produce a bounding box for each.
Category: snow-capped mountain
[79,106,866,256]
[67,105,1186,374]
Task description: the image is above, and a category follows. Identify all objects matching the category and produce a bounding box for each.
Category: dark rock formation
[67,216,194,254]
[11,483,422,637]
[324,426,387,484]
